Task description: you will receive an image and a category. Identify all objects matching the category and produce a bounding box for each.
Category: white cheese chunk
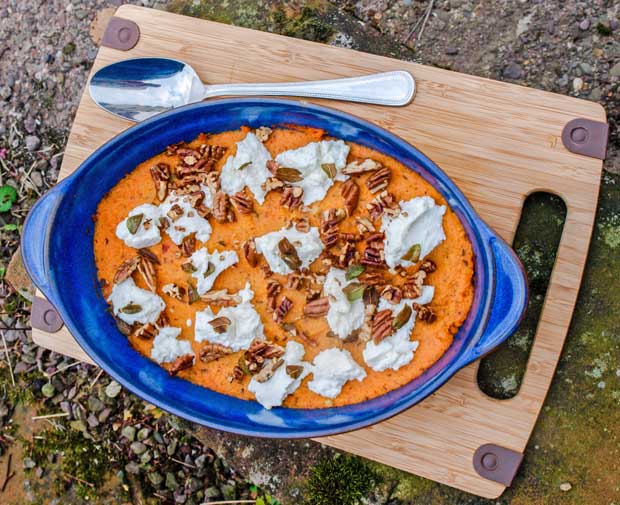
[116,204,162,249]
[275,140,350,205]
[254,226,324,275]
[159,193,212,245]
[382,196,446,268]
[220,133,272,204]
[190,248,239,295]
[107,278,165,325]
[150,326,194,364]
[248,341,310,410]
[308,348,366,399]
[194,283,264,351]
[324,268,365,340]
[362,299,418,372]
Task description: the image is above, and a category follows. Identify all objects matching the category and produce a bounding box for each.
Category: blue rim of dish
[21,98,527,438]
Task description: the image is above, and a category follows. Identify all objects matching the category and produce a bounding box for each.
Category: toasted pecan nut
[420,259,437,273]
[266,159,280,175]
[381,285,403,304]
[199,343,233,363]
[371,309,394,344]
[162,283,185,301]
[167,204,184,222]
[231,189,254,214]
[341,179,360,216]
[243,239,261,268]
[366,166,391,193]
[355,216,375,234]
[402,270,426,299]
[136,255,157,292]
[213,191,235,223]
[266,279,282,311]
[262,176,286,193]
[414,303,436,323]
[114,316,133,336]
[367,191,398,221]
[138,248,160,265]
[186,190,205,210]
[134,322,158,340]
[150,163,170,202]
[168,354,194,376]
[342,158,382,175]
[292,216,310,232]
[255,126,273,142]
[166,141,185,155]
[201,289,242,307]
[254,357,284,383]
[180,234,196,257]
[113,256,141,284]
[304,297,330,317]
[273,296,293,323]
[280,186,304,209]
[338,242,358,268]
[361,246,385,267]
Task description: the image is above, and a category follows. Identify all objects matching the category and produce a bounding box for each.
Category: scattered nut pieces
[273,296,293,323]
[180,234,196,257]
[414,303,436,323]
[231,189,254,214]
[162,283,185,301]
[367,191,398,221]
[201,289,242,306]
[243,238,261,267]
[113,256,140,284]
[255,126,273,142]
[168,354,194,376]
[371,309,394,344]
[199,343,233,363]
[150,163,170,202]
[342,158,382,175]
[280,186,304,209]
[366,166,391,193]
[134,322,158,340]
[356,216,375,234]
[213,191,235,223]
[304,296,330,317]
[381,285,403,304]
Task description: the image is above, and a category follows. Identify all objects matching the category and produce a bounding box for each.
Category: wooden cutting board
[31,5,606,498]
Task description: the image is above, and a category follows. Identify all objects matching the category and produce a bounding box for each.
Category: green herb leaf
[238,355,251,376]
[188,284,199,304]
[120,303,142,314]
[126,213,144,235]
[238,161,252,170]
[203,261,215,277]
[401,243,421,262]
[275,166,303,182]
[342,283,366,302]
[392,304,412,330]
[345,263,365,281]
[0,185,17,213]
[321,163,337,179]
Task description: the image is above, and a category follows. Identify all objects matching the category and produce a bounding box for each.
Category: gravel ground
[1,0,619,504]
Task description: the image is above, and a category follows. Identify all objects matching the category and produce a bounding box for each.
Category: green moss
[596,22,612,36]
[303,455,379,505]
[269,6,334,42]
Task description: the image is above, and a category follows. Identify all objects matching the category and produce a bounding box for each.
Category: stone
[25,135,40,151]
[578,19,590,31]
[446,46,459,55]
[502,62,523,80]
[572,77,584,92]
[122,425,136,441]
[588,87,602,102]
[5,248,35,301]
[610,62,620,77]
[578,62,592,75]
[560,482,572,492]
[130,441,147,455]
[105,380,122,398]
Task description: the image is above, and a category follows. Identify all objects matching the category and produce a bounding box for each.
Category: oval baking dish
[21,99,527,438]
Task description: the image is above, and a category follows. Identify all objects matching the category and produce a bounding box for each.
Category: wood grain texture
[31,5,605,498]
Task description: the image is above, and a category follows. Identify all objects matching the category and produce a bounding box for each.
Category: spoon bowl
[89,57,416,122]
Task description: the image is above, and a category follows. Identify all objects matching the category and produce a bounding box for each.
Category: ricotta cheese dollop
[220,133,273,204]
[194,283,264,351]
[150,326,194,364]
[362,285,435,372]
[159,193,212,245]
[254,226,324,275]
[189,248,239,295]
[275,140,350,205]
[382,196,446,268]
[308,348,367,399]
[107,278,165,325]
[116,203,162,249]
[324,268,366,340]
[248,341,311,410]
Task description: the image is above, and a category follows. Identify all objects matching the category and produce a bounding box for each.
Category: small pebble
[25,135,41,152]
[503,62,523,80]
[105,380,122,398]
[122,425,136,441]
[578,19,590,31]
[572,77,584,92]
[41,383,55,398]
[130,441,147,455]
[23,457,36,469]
[560,482,572,492]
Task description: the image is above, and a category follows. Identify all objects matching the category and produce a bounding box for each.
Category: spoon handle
[202,71,415,107]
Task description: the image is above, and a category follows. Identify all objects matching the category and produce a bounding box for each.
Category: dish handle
[21,179,70,305]
[468,234,528,362]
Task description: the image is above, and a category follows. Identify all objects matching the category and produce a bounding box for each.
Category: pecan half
[262,176,286,193]
[402,270,426,299]
[162,283,185,301]
[339,232,361,243]
[199,343,233,363]
[231,189,254,214]
[213,191,235,223]
[134,322,158,340]
[208,316,232,334]
[342,158,382,175]
[273,297,293,323]
[338,241,358,268]
[359,270,385,287]
[304,297,330,317]
[280,186,304,209]
[168,354,194,376]
[414,303,436,323]
[243,238,261,267]
[201,289,242,307]
[138,248,160,265]
[381,285,403,304]
[367,191,398,221]
[366,166,391,193]
[204,171,220,192]
[266,279,282,312]
[231,365,245,382]
[320,208,346,248]
[420,259,437,273]
[150,163,170,202]
[254,357,284,383]
[166,141,185,155]
[113,256,140,284]
[180,234,196,257]
[355,216,376,234]
[361,246,385,267]
[340,179,360,216]
[167,204,184,222]
[186,190,205,210]
[255,126,272,142]
[371,309,394,344]
[277,237,302,271]
[136,255,157,292]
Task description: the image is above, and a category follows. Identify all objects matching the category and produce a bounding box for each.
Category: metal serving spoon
[89,57,416,122]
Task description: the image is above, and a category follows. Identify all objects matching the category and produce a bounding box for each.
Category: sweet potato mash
[93,126,474,409]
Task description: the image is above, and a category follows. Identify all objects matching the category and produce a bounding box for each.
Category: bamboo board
[31,5,605,498]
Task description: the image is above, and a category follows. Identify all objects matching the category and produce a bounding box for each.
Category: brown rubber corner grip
[561,118,609,160]
[31,297,64,333]
[101,16,140,51]
[472,443,523,487]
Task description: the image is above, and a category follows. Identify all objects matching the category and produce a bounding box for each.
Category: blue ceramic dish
[22,99,527,438]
